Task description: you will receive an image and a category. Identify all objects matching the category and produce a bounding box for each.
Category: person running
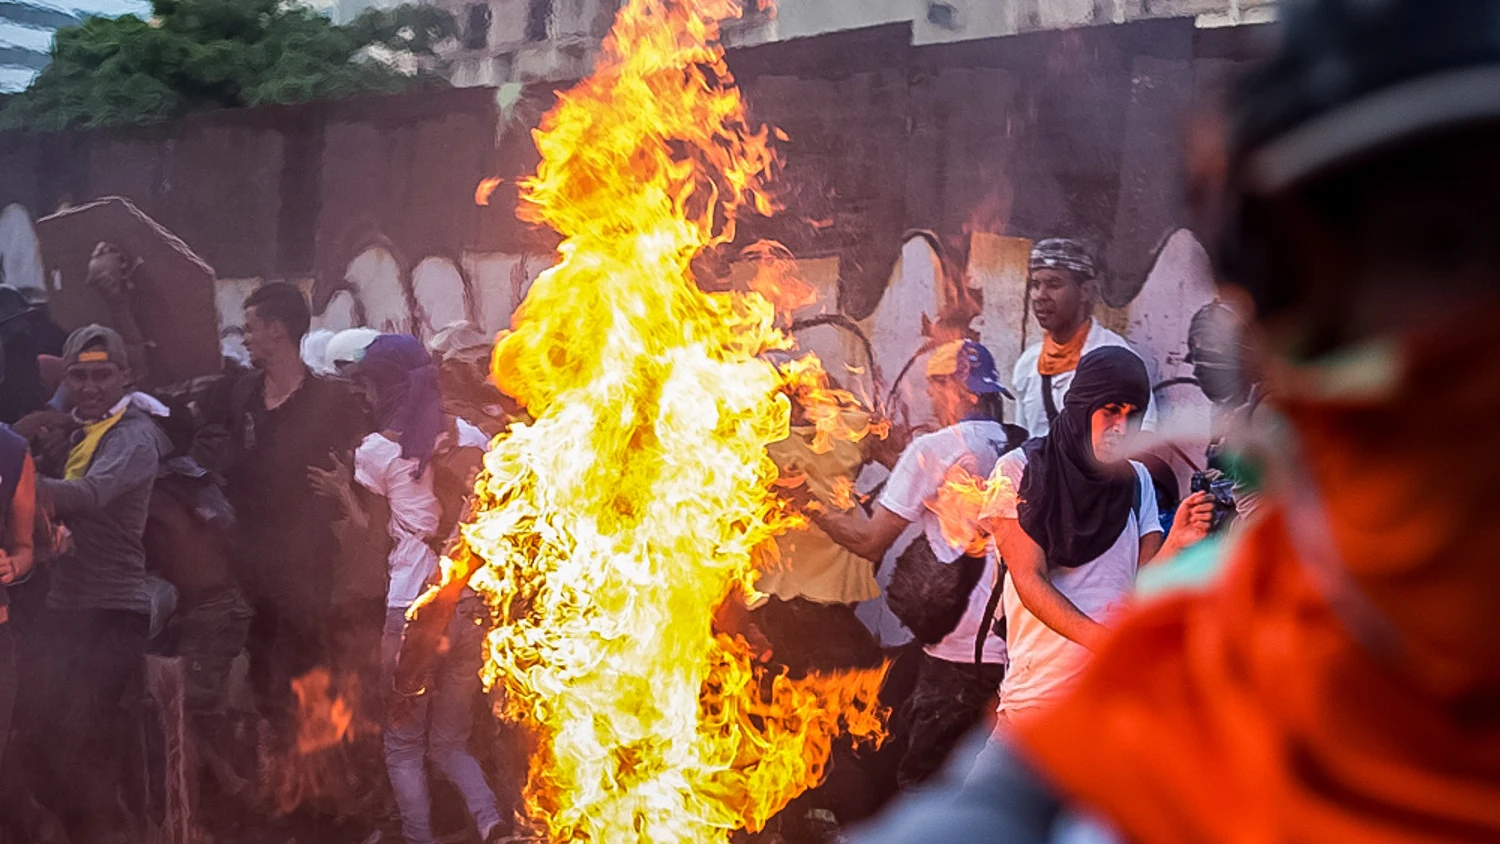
[312,334,506,844]
[810,339,1023,786]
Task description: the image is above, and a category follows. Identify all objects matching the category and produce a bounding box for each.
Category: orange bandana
[1036,320,1090,377]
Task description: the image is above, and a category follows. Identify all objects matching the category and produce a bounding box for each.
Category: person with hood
[981,347,1212,720]
[853,1,1500,841]
[310,334,504,844]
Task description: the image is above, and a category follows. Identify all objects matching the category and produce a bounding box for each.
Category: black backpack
[883,424,1024,648]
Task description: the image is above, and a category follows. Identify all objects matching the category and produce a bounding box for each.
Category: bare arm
[308,450,371,535]
[1142,491,1215,567]
[996,519,1109,652]
[1138,531,1165,566]
[0,455,36,585]
[811,504,911,564]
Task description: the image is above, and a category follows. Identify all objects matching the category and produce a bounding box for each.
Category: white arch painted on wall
[862,234,944,428]
[0,204,44,293]
[411,256,468,340]
[345,246,407,334]
[315,288,359,333]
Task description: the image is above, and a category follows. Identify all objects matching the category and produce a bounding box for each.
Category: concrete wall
[0,20,1266,435]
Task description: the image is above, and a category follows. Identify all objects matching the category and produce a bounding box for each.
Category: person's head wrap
[356,334,443,477]
[324,327,380,373]
[925,339,1013,398]
[1030,238,1098,280]
[1018,347,1150,568]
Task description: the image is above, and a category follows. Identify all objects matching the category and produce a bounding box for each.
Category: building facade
[412,0,1275,88]
[0,0,150,92]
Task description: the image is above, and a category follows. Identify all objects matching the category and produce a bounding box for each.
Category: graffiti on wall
[0,195,1217,438]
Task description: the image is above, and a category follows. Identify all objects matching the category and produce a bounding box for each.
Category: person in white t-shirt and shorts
[982,347,1213,724]
[809,339,1025,786]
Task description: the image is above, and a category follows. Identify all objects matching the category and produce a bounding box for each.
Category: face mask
[1269,303,1500,697]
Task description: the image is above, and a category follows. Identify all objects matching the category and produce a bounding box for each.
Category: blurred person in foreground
[309,334,504,844]
[23,325,167,843]
[854,1,1500,840]
[0,414,35,839]
[1011,240,1157,438]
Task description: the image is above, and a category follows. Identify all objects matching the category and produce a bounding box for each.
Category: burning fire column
[436,0,888,841]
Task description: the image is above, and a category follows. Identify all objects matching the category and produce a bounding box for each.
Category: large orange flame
[928,464,1015,557]
[448,0,887,840]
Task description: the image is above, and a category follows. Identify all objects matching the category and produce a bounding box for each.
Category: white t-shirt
[985,449,1161,714]
[355,420,488,609]
[1012,319,1159,438]
[878,421,1011,665]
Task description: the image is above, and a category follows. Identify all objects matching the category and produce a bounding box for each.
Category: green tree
[0,0,458,132]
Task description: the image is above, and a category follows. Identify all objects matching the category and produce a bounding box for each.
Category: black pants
[245,596,331,747]
[24,608,150,844]
[895,652,1004,788]
[750,596,884,677]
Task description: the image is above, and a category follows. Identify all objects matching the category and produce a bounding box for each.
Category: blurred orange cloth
[1036,322,1090,376]
[1015,308,1500,842]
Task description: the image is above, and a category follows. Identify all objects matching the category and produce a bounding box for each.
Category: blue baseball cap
[926,339,1013,399]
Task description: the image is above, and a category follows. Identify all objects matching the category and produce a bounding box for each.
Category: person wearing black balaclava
[979,347,1212,721]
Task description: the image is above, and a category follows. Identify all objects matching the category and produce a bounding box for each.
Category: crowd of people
[2,3,1492,842]
[0,280,521,844]
[0,226,1233,844]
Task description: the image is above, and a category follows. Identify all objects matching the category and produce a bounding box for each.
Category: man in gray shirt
[21,324,164,843]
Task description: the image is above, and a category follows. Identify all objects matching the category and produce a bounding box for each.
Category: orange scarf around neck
[1037,320,1091,376]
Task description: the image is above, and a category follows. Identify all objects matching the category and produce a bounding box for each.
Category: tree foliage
[0,0,457,132]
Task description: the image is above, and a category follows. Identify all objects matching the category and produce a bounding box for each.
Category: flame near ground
[437,0,890,840]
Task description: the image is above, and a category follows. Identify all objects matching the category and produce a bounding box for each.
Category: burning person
[309,333,505,844]
[21,324,167,843]
[1012,239,1157,438]
[808,339,1022,786]
[855,0,1500,840]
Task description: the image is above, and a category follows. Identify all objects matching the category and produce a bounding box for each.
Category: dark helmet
[0,285,35,329]
[1187,301,1249,406]
[1222,0,1500,314]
